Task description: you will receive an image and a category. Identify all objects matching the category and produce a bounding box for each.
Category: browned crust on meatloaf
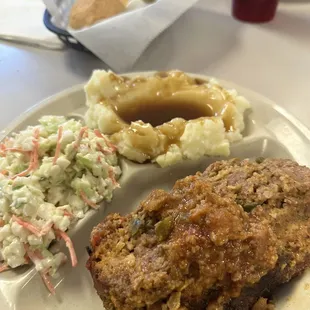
[87,158,310,310]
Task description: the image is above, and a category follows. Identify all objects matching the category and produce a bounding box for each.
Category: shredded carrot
[96,155,119,188]
[96,142,113,155]
[0,144,31,157]
[0,264,9,273]
[24,244,56,295]
[33,128,40,140]
[94,129,117,152]
[39,221,53,237]
[4,148,31,154]
[109,168,120,188]
[63,210,74,218]
[24,244,43,262]
[93,129,102,138]
[11,165,33,180]
[53,126,63,165]
[12,216,52,237]
[96,142,105,154]
[54,228,77,267]
[80,191,98,209]
[24,254,31,264]
[74,127,88,150]
[33,250,44,260]
[40,271,56,295]
[12,215,41,236]
[11,128,40,179]
[23,244,32,256]
[0,143,6,156]
[0,219,5,227]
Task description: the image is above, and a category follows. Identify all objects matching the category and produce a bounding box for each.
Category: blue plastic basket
[43,9,90,53]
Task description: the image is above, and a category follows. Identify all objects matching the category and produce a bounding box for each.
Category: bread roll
[69,0,126,30]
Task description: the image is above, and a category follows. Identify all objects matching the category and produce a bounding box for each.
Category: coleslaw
[0,115,121,294]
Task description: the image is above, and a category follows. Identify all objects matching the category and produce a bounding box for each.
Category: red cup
[232,0,278,23]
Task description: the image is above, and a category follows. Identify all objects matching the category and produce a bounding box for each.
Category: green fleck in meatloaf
[87,158,310,310]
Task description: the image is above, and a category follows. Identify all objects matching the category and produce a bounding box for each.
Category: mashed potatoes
[85,70,250,167]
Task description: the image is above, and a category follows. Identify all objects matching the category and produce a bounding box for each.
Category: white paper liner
[43,0,199,71]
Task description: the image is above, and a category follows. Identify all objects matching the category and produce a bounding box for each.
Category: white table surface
[0,0,309,130]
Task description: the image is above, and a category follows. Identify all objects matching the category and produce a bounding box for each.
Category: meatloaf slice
[87,158,310,310]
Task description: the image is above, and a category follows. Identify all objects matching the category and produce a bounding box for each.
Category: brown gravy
[104,71,237,133]
[114,99,214,127]
[113,98,235,130]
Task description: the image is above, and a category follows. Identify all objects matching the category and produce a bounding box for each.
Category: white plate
[1,72,310,310]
